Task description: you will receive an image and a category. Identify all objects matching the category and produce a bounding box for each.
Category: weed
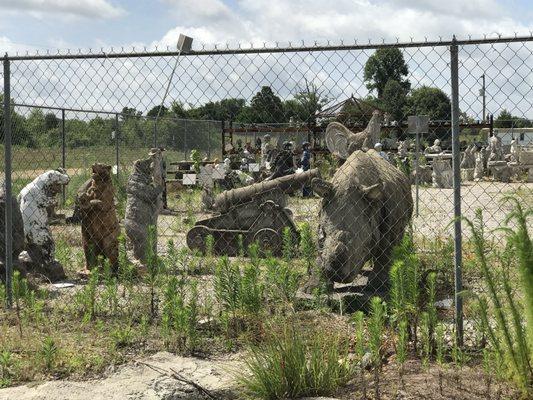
[239,326,353,399]
[396,318,408,389]
[299,222,316,274]
[264,257,301,311]
[368,296,386,400]
[110,325,135,349]
[40,336,59,371]
[464,206,533,393]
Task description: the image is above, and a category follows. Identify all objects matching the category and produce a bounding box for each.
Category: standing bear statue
[308,149,413,296]
[77,163,120,274]
[18,169,70,281]
[124,157,163,263]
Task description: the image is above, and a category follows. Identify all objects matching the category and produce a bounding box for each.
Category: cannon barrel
[214,168,320,212]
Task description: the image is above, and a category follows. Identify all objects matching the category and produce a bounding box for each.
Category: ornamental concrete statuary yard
[18,170,70,281]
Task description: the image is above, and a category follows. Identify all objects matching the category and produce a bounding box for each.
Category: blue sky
[0,0,531,53]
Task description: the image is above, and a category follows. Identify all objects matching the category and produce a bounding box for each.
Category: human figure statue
[300,141,312,197]
[18,170,70,281]
[267,141,295,180]
[149,147,166,212]
[488,132,504,161]
[509,138,520,163]
[397,140,408,159]
[474,150,485,181]
[425,139,442,155]
[460,143,476,169]
[261,134,274,168]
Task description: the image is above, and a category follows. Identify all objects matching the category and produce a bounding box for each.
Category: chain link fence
[1,35,532,342]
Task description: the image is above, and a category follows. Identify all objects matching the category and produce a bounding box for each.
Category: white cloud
[0,0,125,19]
[158,0,532,48]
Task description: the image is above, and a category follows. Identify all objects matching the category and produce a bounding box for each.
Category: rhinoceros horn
[360,183,383,201]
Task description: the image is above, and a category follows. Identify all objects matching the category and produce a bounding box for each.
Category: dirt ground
[0,352,519,400]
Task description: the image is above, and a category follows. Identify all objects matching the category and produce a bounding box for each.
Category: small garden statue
[424,139,442,154]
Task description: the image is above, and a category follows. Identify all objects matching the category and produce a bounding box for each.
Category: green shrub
[465,204,533,394]
[239,327,353,399]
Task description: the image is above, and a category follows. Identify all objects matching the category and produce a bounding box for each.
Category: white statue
[425,139,442,155]
[18,170,70,281]
[509,138,520,163]
[261,134,274,167]
[474,151,485,181]
[460,144,476,169]
[488,133,504,161]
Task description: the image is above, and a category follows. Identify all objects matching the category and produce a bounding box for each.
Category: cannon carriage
[186,169,319,256]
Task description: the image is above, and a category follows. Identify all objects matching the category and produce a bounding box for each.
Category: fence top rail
[12,102,222,124]
[4,35,533,61]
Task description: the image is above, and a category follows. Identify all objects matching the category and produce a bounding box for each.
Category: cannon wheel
[187,225,210,253]
[253,228,281,256]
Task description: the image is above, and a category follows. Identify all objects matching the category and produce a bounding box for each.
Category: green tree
[364,48,410,98]
[120,107,142,121]
[249,86,284,123]
[147,105,168,118]
[294,81,329,125]
[44,112,59,131]
[404,86,451,120]
[382,79,407,122]
[170,101,189,119]
[495,109,532,128]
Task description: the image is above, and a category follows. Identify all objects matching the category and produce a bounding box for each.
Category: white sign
[183,174,197,185]
[408,115,429,134]
[248,163,260,172]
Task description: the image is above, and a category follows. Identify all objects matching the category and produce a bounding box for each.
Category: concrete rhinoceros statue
[309,149,413,296]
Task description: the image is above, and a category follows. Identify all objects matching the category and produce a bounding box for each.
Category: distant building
[480,127,533,145]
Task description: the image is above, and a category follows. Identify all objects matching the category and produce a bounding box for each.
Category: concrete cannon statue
[187,169,320,256]
[307,149,413,296]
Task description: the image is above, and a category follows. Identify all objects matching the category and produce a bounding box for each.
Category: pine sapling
[353,311,367,399]
[369,297,386,400]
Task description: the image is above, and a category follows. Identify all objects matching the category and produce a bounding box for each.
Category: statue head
[91,163,112,182]
[434,139,441,146]
[133,158,153,176]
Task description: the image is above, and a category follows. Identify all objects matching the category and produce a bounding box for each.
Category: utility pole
[480,74,486,122]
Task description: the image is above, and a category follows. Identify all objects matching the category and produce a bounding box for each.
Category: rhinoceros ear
[311,178,334,199]
[360,183,383,201]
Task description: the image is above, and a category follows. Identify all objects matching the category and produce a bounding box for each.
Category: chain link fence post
[450,36,464,346]
[115,113,119,179]
[61,108,66,204]
[3,54,13,309]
